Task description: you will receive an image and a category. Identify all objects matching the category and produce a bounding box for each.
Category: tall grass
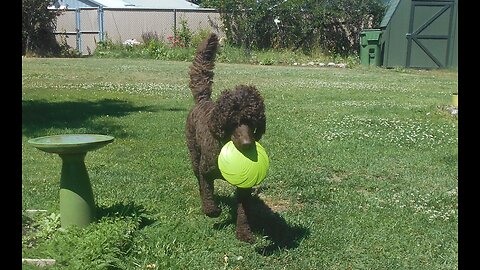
[22,58,457,269]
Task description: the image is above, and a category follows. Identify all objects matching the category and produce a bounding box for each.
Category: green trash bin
[359,29,382,66]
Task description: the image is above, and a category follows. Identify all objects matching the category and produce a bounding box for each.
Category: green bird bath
[28,134,114,228]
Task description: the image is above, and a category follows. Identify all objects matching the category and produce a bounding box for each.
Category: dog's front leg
[198,173,222,217]
[236,187,255,243]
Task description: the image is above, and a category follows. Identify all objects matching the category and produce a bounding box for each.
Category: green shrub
[93,23,359,66]
[22,0,64,56]
[175,20,193,48]
[141,31,160,44]
[202,0,386,56]
[190,28,212,49]
[23,213,140,269]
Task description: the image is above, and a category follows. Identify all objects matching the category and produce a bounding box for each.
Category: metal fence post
[75,8,82,52]
[173,9,177,37]
[98,6,104,42]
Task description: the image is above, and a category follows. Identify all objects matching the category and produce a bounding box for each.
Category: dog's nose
[239,138,253,148]
[232,124,255,151]
[234,139,254,152]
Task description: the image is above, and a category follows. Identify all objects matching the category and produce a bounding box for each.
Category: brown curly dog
[185,33,266,243]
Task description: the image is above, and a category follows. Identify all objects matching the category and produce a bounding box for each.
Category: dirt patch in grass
[257,193,304,213]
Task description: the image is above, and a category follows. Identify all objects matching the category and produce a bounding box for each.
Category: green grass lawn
[22,58,458,269]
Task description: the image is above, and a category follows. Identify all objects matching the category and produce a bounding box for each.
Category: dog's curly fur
[185,33,266,243]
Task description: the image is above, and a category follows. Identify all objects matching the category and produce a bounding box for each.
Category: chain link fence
[54,8,225,55]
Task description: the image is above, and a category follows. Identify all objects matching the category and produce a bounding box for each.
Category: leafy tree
[22,0,64,56]
[201,0,386,56]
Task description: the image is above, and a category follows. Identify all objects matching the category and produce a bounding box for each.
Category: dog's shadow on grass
[213,194,310,256]
[96,201,156,229]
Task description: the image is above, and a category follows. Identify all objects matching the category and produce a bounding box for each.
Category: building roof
[50,0,200,9]
[125,0,199,9]
[380,0,400,28]
[92,0,131,8]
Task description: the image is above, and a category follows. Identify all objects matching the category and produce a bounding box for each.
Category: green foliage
[22,0,64,56]
[57,33,82,57]
[42,217,137,269]
[22,208,144,269]
[175,20,193,48]
[94,28,356,66]
[22,211,61,249]
[96,33,121,52]
[190,28,213,49]
[94,19,359,65]
[95,27,213,62]
[141,31,160,44]
[202,0,386,56]
[146,40,171,59]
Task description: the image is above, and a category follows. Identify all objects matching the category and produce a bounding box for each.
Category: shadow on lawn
[22,98,159,138]
[214,194,310,256]
[96,201,156,229]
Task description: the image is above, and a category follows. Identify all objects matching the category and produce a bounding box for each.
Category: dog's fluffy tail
[188,33,219,104]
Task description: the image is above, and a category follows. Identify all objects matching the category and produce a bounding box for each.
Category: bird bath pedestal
[28,134,114,228]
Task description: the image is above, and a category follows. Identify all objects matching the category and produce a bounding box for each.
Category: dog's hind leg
[186,141,220,217]
[198,171,221,217]
[188,154,221,218]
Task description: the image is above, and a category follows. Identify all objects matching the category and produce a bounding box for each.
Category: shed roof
[380,0,401,28]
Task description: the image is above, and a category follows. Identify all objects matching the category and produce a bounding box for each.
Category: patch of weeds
[22,205,147,269]
[23,216,140,269]
[22,211,61,249]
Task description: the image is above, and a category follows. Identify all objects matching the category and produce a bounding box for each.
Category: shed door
[406,0,455,68]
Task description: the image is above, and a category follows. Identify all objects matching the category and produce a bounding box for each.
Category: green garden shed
[379,0,458,68]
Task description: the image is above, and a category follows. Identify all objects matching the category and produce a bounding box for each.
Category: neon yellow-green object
[218,141,269,188]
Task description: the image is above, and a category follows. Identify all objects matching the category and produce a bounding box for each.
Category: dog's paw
[203,206,222,218]
[236,230,256,244]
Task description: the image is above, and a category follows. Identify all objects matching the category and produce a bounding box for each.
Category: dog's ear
[254,115,266,141]
[241,86,266,141]
[209,90,234,140]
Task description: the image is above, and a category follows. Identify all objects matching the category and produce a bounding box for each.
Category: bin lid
[360,29,382,41]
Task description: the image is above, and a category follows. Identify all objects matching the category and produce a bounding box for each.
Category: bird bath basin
[28,134,114,154]
[28,134,114,228]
